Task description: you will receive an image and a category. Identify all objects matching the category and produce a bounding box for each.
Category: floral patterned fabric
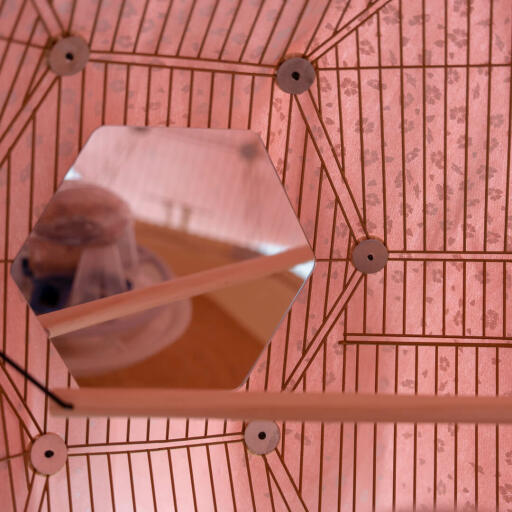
[0,0,511,510]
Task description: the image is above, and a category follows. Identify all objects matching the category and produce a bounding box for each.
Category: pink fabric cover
[0,0,511,510]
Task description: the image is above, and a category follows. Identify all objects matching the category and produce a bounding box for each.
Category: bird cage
[0,0,510,511]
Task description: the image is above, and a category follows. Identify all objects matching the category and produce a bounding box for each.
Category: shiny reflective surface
[11,127,313,389]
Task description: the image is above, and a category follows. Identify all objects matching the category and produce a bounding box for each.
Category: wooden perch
[50,388,512,424]
[38,245,313,338]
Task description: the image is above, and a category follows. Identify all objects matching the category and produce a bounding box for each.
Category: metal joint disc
[351,238,388,274]
[30,433,68,475]
[276,57,315,95]
[244,420,280,455]
[48,36,89,76]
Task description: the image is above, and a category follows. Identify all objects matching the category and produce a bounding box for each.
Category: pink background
[1,0,512,510]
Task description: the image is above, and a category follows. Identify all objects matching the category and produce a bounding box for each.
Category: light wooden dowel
[50,389,512,424]
[38,245,313,338]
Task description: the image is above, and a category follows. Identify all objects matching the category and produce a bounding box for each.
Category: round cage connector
[276,57,315,95]
[351,238,388,274]
[48,36,89,76]
[30,433,67,475]
[244,420,280,455]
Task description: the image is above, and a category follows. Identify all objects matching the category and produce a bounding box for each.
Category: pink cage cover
[1,0,512,510]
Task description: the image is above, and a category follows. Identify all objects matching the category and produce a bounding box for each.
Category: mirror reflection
[12,127,314,389]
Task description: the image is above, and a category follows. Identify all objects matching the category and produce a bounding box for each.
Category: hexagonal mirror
[10,127,314,390]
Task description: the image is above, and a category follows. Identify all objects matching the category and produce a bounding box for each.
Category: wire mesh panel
[1,0,511,510]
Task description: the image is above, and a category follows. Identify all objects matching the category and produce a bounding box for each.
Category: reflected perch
[38,245,314,338]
